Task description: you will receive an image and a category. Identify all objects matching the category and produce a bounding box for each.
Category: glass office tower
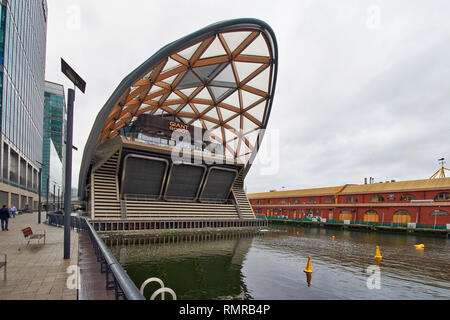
[0,1,48,209]
[43,81,65,201]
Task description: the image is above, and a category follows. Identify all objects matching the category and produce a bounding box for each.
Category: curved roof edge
[78,18,278,199]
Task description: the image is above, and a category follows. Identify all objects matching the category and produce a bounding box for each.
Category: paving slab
[0,213,78,300]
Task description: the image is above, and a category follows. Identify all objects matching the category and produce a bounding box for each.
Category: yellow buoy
[375,246,382,259]
[414,244,425,250]
[332,236,335,240]
[304,257,313,273]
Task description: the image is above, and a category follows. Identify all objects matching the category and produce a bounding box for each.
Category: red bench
[0,253,6,280]
[19,227,46,251]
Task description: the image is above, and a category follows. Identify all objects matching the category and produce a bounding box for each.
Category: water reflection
[106,231,261,300]
[106,225,450,300]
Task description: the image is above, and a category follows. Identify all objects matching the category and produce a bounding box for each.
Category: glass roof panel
[240,33,270,57]
[204,107,219,121]
[209,86,234,104]
[210,64,237,88]
[166,92,180,101]
[193,64,225,83]
[178,42,202,60]
[191,119,202,128]
[240,141,252,155]
[225,147,234,159]
[166,104,181,112]
[180,104,196,115]
[221,90,239,107]
[241,89,262,108]
[179,87,197,98]
[246,100,267,123]
[243,115,259,133]
[245,67,270,92]
[234,62,262,82]
[203,120,216,130]
[226,114,241,132]
[162,74,178,86]
[219,107,235,122]
[200,37,227,59]
[176,70,203,89]
[244,129,259,148]
[193,103,210,114]
[162,57,182,73]
[195,87,212,100]
[222,31,251,53]
[211,127,223,142]
[149,85,163,94]
[180,117,193,124]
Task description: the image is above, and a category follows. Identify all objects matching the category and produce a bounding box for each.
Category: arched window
[399,194,415,201]
[339,210,352,221]
[345,196,358,203]
[324,197,335,204]
[280,199,287,204]
[434,193,450,201]
[307,198,316,204]
[393,210,411,224]
[291,199,299,204]
[430,210,449,216]
[364,210,379,222]
[370,195,384,202]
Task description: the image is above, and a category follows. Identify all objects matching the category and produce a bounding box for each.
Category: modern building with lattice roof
[78,19,277,228]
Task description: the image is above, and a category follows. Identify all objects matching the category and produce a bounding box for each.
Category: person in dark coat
[0,205,9,231]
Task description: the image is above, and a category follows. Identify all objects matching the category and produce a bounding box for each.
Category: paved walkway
[0,212,78,300]
[78,231,115,300]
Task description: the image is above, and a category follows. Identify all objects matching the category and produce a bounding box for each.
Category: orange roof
[247,177,450,199]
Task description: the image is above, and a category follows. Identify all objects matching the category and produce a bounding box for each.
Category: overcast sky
[44,0,450,194]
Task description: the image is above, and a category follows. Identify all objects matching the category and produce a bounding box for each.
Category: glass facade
[0,0,48,208]
[43,81,66,197]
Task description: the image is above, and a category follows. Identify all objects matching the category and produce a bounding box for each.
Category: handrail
[80,217,145,300]
[46,213,145,300]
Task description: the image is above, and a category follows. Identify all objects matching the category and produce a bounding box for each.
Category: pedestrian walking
[0,205,9,231]
[10,205,17,219]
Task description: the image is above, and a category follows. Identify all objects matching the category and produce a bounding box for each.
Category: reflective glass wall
[0,0,48,208]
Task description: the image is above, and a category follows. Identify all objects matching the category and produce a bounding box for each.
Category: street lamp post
[38,167,42,224]
[36,161,46,224]
[46,176,49,215]
[61,58,86,260]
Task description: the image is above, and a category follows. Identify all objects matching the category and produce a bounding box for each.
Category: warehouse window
[430,210,448,216]
[400,194,415,201]
[324,197,334,203]
[307,198,316,204]
[370,195,384,202]
[345,196,358,203]
[434,193,450,201]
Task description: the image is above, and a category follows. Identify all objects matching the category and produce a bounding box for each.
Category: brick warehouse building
[248,177,450,228]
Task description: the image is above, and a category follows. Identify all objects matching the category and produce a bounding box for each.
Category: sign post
[61,58,86,260]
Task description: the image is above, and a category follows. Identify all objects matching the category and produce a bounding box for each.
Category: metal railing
[46,213,145,300]
[261,216,450,230]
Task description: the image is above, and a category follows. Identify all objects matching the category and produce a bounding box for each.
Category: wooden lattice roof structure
[79,19,278,198]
